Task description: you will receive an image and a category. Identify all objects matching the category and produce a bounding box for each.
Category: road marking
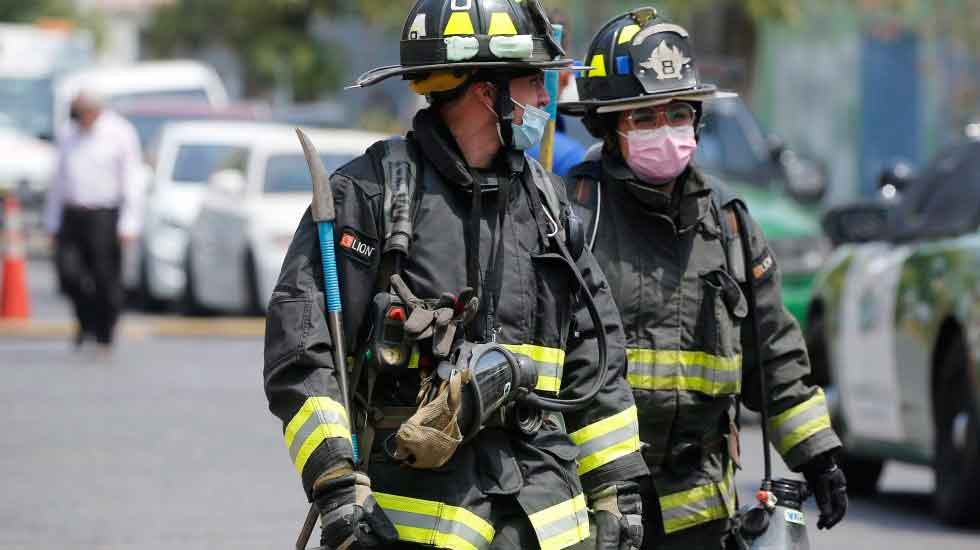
[0,317,265,340]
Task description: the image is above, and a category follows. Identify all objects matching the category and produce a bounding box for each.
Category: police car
[804,133,980,525]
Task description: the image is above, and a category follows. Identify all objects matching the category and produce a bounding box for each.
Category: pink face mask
[620,125,698,185]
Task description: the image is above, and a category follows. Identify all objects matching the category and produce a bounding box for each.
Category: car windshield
[264,153,356,194]
[0,77,53,139]
[171,144,249,185]
[695,99,770,181]
[892,140,980,240]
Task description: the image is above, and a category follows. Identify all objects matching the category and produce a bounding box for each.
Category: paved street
[1,259,979,549]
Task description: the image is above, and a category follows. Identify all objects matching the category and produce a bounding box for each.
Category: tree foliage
[0,0,75,23]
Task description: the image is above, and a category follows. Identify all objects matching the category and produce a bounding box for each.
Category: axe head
[296,128,335,223]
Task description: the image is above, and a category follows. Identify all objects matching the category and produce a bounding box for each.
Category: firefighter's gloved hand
[589,482,643,550]
[802,453,848,530]
[313,463,398,550]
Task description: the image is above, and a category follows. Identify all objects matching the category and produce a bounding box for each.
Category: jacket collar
[411,108,526,190]
[602,153,713,231]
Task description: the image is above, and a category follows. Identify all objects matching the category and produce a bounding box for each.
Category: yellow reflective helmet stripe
[501,343,565,393]
[588,54,607,78]
[769,389,833,454]
[284,396,351,474]
[375,492,495,550]
[528,493,591,550]
[617,24,641,44]
[444,11,476,36]
[488,12,518,36]
[660,465,736,534]
[569,405,641,475]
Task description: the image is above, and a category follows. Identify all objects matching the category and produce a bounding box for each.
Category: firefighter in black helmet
[264,1,649,549]
[560,8,848,549]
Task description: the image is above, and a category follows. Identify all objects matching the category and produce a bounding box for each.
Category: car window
[171,144,250,184]
[111,89,210,105]
[894,141,980,239]
[0,77,54,139]
[264,153,356,194]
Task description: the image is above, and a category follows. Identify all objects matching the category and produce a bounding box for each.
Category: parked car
[133,121,275,309]
[696,97,831,325]
[185,125,385,314]
[805,135,980,524]
[53,60,229,139]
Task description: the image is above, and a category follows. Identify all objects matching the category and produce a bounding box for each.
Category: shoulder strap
[565,160,602,251]
[703,172,747,282]
[526,155,566,242]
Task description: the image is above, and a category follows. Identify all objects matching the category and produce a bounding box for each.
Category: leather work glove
[802,453,848,530]
[589,481,644,550]
[313,463,398,550]
[390,274,479,357]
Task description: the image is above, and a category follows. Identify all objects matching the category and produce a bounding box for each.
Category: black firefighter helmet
[560,7,733,120]
[351,0,574,93]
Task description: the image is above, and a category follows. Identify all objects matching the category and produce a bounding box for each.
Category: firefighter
[559,8,847,549]
[263,1,648,549]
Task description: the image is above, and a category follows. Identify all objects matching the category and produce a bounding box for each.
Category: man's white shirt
[44,110,145,237]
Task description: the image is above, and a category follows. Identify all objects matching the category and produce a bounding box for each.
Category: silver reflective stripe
[383,509,490,550]
[288,408,347,464]
[532,506,590,542]
[574,422,638,462]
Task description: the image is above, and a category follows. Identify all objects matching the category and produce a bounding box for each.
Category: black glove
[314,464,399,550]
[802,453,848,530]
[589,482,644,550]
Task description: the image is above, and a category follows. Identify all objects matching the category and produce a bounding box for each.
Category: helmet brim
[559,84,737,117]
[349,58,578,89]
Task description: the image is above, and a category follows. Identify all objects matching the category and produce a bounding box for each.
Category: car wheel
[244,249,263,316]
[181,247,208,317]
[932,336,980,525]
[806,306,884,496]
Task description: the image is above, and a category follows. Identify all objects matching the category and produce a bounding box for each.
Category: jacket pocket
[698,270,747,391]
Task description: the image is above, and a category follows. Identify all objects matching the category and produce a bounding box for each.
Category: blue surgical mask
[510,98,551,150]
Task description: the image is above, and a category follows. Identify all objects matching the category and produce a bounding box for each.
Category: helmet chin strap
[493,75,516,150]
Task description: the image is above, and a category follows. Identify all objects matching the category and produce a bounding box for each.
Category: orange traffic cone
[1,196,30,318]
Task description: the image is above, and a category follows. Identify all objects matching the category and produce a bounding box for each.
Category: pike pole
[294,129,359,550]
[540,23,564,172]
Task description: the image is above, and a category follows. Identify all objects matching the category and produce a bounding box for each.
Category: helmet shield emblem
[629,26,698,95]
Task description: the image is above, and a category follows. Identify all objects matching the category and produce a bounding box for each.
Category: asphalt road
[1,260,978,549]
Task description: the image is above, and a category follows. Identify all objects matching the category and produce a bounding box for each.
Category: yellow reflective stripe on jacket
[283,396,350,474]
[501,343,566,393]
[659,465,737,534]
[569,405,641,475]
[769,389,833,455]
[375,492,495,550]
[626,349,741,396]
[527,493,590,550]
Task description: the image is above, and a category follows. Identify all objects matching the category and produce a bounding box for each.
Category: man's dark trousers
[55,206,123,346]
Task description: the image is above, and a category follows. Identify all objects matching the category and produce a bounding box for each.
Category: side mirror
[207,169,246,197]
[821,202,892,246]
[781,150,829,203]
[877,160,913,200]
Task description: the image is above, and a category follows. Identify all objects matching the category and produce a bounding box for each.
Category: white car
[54,60,229,137]
[136,121,263,308]
[186,125,385,314]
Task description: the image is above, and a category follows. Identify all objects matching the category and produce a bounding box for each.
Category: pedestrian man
[45,90,144,352]
[264,2,649,549]
[560,8,847,549]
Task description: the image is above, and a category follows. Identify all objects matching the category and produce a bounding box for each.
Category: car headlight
[769,236,832,276]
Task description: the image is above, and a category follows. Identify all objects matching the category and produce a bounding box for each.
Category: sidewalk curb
[0,317,265,340]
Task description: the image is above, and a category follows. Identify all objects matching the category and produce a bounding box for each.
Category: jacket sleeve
[734,208,842,471]
[558,212,649,493]
[263,162,383,499]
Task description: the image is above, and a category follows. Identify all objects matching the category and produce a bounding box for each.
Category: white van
[54,60,229,137]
